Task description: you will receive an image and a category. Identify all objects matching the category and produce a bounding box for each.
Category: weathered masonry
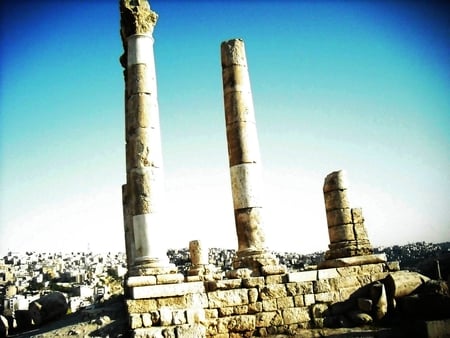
[118,1,406,337]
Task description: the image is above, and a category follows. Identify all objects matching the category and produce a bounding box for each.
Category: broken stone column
[221,39,285,277]
[120,0,180,279]
[319,170,385,268]
[187,240,218,281]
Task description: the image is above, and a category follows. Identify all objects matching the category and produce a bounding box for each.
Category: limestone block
[277,296,294,309]
[226,121,261,166]
[262,264,287,276]
[317,268,340,280]
[208,289,249,308]
[159,307,172,326]
[186,275,202,282]
[287,270,317,283]
[338,286,360,301]
[186,293,209,308]
[131,281,205,299]
[304,294,315,306]
[130,313,143,329]
[218,306,234,317]
[262,299,277,311]
[248,302,262,313]
[286,282,314,296]
[323,170,348,193]
[175,324,207,338]
[156,273,184,285]
[315,291,339,303]
[127,276,157,287]
[126,299,158,313]
[141,313,152,327]
[326,208,353,227]
[230,164,263,209]
[360,263,385,275]
[331,275,360,289]
[172,310,186,325]
[336,265,361,276]
[313,280,332,293]
[265,274,284,284]
[248,288,258,303]
[226,314,256,332]
[204,309,218,319]
[294,295,304,307]
[226,268,252,279]
[242,276,265,289]
[387,261,400,271]
[259,284,287,300]
[255,311,283,327]
[356,274,372,286]
[282,307,310,324]
[127,63,156,96]
[156,296,187,309]
[133,327,167,338]
[234,305,248,315]
[207,279,242,291]
[324,189,350,211]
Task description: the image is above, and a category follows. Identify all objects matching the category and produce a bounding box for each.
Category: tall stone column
[221,39,285,276]
[120,0,176,277]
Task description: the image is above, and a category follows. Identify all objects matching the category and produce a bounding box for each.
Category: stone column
[187,240,218,281]
[221,39,285,276]
[120,0,176,277]
[321,170,378,266]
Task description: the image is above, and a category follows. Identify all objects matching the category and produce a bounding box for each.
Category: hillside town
[1,242,449,335]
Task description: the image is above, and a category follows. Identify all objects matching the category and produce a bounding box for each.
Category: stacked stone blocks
[323,170,373,260]
[126,261,396,337]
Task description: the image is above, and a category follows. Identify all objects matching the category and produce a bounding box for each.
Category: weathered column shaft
[120,0,170,272]
[323,170,373,260]
[221,39,266,255]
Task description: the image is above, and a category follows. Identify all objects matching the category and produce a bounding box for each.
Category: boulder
[29,292,68,325]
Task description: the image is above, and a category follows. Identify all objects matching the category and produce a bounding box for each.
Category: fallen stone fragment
[347,310,373,325]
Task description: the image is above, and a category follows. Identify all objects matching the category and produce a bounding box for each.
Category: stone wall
[126,261,398,337]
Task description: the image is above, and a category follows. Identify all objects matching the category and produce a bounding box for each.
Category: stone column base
[230,250,286,277]
[186,264,222,282]
[325,240,373,260]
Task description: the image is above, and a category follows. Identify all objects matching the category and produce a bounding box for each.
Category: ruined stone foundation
[126,261,399,337]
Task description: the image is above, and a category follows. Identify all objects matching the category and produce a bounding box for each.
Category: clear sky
[0,1,449,255]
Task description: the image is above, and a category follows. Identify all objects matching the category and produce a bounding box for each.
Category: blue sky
[0,1,448,254]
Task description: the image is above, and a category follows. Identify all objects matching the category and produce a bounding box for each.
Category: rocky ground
[8,296,128,338]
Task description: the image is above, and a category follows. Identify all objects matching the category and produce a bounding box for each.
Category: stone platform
[126,260,399,337]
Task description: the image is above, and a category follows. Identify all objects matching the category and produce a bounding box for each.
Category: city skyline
[1,1,449,255]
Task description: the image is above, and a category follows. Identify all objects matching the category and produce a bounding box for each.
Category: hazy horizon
[1,1,449,254]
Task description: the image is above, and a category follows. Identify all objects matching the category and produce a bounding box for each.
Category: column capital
[120,0,158,67]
